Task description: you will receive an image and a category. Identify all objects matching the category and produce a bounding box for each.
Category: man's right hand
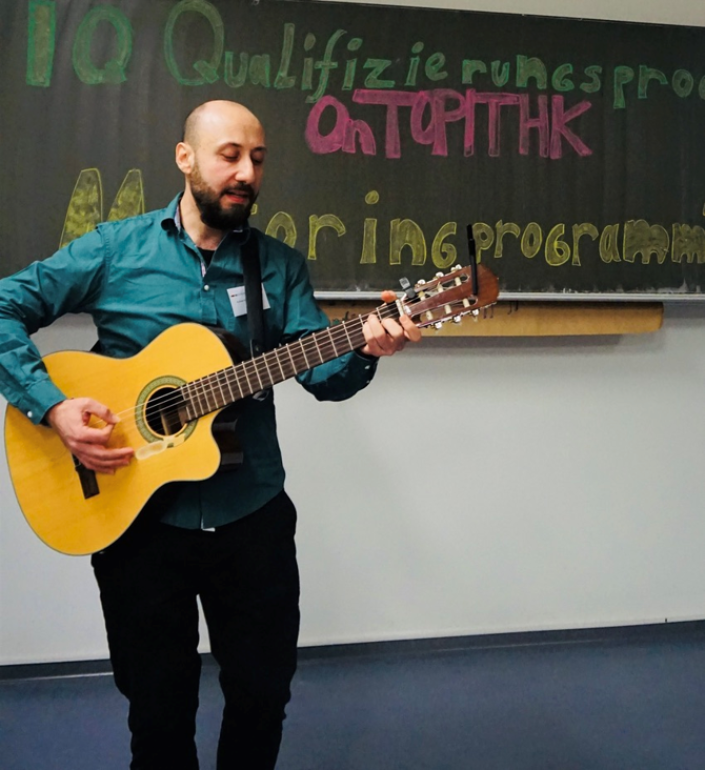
[46,398,134,474]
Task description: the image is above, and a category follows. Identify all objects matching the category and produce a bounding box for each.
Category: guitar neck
[182,303,400,421]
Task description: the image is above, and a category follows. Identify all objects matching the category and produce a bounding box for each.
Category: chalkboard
[1,0,705,298]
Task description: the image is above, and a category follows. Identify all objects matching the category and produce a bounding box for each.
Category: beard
[189,164,257,230]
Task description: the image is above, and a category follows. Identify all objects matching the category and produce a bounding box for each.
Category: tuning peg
[435,272,444,278]
[472,309,480,317]
[399,276,417,300]
[434,321,444,330]
[452,315,462,324]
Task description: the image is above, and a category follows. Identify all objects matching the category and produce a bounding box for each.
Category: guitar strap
[241,230,266,357]
[212,230,268,470]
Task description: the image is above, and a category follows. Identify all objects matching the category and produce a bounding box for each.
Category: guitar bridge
[73,455,99,499]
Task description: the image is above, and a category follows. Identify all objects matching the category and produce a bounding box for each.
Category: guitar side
[4,324,235,556]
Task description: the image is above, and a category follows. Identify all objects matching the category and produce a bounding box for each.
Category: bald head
[182,100,263,149]
[175,100,266,239]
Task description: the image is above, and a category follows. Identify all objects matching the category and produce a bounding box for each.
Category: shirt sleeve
[280,247,379,403]
[0,231,105,423]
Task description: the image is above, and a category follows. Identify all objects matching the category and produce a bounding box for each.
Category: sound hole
[144,386,186,437]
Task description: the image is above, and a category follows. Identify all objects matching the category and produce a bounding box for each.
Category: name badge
[227,285,271,317]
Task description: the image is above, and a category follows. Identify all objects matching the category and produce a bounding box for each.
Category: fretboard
[181,302,401,421]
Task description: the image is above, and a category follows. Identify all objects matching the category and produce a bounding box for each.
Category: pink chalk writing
[305,89,593,160]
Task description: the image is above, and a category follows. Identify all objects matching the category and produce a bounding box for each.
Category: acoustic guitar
[4,264,499,555]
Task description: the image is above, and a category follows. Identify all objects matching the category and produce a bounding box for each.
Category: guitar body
[4,323,235,555]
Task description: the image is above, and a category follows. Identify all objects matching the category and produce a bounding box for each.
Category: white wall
[288,303,705,644]
[2,0,704,665]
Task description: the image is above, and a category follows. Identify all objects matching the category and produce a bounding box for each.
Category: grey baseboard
[3,619,705,681]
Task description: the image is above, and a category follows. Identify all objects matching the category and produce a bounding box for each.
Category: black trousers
[91,490,300,770]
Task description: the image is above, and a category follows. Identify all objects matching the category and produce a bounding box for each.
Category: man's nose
[234,157,255,184]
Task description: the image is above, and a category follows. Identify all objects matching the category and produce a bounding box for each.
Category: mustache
[222,184,255,199]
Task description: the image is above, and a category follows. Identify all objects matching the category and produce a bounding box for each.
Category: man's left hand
[360,290,422,357]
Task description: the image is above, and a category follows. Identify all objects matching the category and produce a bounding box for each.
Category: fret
[273,348,287,382]
[233,367,246,399]
[203,377,214,412]
[203,376,219,413]
[251,360,265,391]
[223,367,240,402]
[191,378,208,417]
[181,383,191,420]
[326,326,341,357]
[185,381,197,417]
[195,378,212,419]
[240,361,257,396]
[195,377,210,415]
[299,339,311,369]
[287,344,299,376]
[229,365,247,400]
[341,320,354,350]
[311,333,325,365]
[261,352,275,388]
[214,371,228,410]
[181,384,195,422]
[348,317,365,349]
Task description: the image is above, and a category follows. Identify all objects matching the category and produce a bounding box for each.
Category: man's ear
[175,142,193,174]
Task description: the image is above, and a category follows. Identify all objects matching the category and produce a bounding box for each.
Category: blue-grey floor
[3,627,705,769]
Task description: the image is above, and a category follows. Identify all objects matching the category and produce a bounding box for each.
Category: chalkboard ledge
[320,301,663,337]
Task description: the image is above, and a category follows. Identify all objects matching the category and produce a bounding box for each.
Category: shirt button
[203,285,210,292]
[27,411,33,418]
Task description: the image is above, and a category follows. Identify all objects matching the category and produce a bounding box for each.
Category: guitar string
[88,275,475,432]
[87,304,401,429]
[148,329,367,421]
[139,307,388,417]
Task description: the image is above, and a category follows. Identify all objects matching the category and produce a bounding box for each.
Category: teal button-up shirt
[0,195,378,528]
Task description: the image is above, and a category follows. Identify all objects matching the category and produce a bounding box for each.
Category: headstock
[400,264,500,329]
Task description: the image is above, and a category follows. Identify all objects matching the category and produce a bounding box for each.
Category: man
[0,100,420,769]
